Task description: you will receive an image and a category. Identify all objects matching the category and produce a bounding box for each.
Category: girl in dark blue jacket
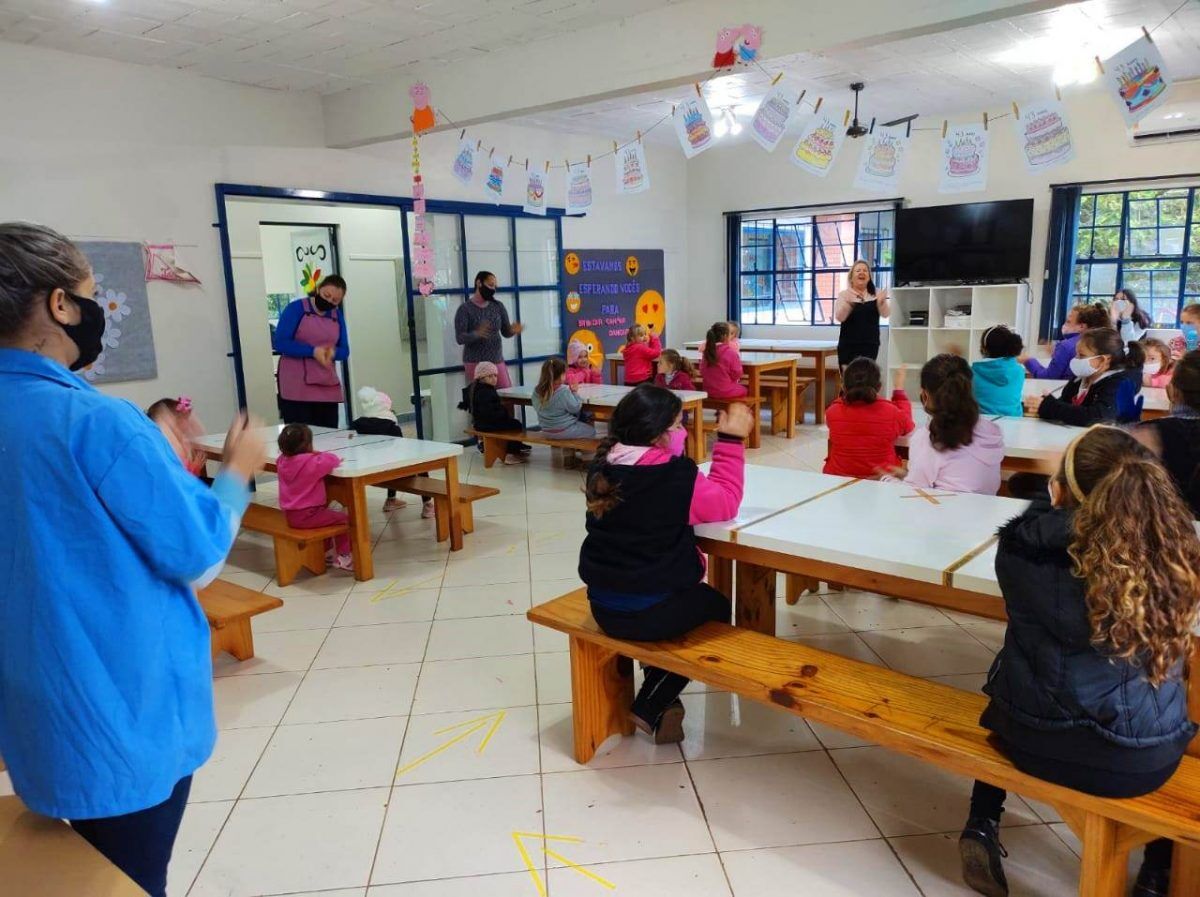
[960,426,1200,897]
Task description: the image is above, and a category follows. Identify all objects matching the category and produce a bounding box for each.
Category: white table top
[683,338,838,353]
[499,383,707,406]
[196,425,463,478]
[735,477,1030,585]
[693,464,852,544]
[901,408,1079,462]
[1023,378,1169,412]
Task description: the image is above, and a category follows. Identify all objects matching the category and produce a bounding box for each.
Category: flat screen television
[894,199,1034,285]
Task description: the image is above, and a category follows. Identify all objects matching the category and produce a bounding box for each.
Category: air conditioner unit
[1129,96,1200,146]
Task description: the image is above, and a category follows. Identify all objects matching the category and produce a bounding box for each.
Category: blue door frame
[213,183,568,438]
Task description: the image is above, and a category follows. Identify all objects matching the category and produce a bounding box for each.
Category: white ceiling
[512,0,1200,144]
[0,0,685,94]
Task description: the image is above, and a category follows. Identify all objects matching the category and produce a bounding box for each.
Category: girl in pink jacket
[275,423,353,570]
[579,386,752,743]
[620,324,661,385]
[565,339,603,387]
[699,321,748,398]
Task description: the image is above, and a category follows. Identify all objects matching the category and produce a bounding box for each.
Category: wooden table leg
[444,456,464,552]
[609,357,621,385]
[336,478,374,581]
[1170,843,1200,897]
[735,560,776,636]
[813,351,829,426]
[708,553,733,597]
[688,399,706,462]
[747,368,761,449]
[785,363,797,439]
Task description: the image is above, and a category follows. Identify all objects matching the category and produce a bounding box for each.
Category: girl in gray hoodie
[534,358,597,440]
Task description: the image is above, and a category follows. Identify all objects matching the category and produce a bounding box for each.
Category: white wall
[683,81,1200,347]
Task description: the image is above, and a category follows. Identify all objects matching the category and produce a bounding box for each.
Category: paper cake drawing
[451,138,475,185]
[673,96,716,159]
[566,162,592,215]
[524,170,547,216]
[614,142,651,195]
[790,113,846,177]
[483,156,505,203]
[938,124,990,194]
[852,127,909,192]
[1014,99,1075,173]
[1105,34,1171,126]
[750,84,794,152]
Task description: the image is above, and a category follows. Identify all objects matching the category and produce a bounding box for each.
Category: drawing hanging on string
[852,127,910,192]
[565,161,592,215]
[1104,33,1171,126]
[451,137,475,185]
[409,82,436,134]
[524,168,547,216]
[483,153,506,204]
[712,26,738,68]
[790,112,846,177]
[143,244,200,284]
[750,83,795,152]
[1013,99,1075,173]
[672,94,716,158]
[939,123,990,193]
[614,141,651,195]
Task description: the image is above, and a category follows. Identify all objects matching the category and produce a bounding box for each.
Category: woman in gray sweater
[533,358,596,439]
[455,270,523,387]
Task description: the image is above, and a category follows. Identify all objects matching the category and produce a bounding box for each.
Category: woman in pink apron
[274,275,349,428]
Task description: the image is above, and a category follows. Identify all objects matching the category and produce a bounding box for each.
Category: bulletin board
[561,249,665,379]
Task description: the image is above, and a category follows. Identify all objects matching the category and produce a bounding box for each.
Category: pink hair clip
[176,396,193,414]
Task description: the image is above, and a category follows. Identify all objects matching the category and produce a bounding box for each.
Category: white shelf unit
[885,283,1031,400]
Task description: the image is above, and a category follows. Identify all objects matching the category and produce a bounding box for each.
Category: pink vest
[277,297,344,403]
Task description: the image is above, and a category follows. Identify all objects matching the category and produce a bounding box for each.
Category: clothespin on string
[476,139,482,151]
[941,120,948,138]
[843,109,850,127]
[694,82,702,98]
[637,130,642,144]
[869,116,876,134]
[771,71,783,86]
[587,154,591,167]
[459,129,465,140]
[1142,25,1153,43]
[1055,85,1062,102]
[813,96,823,113]
[982,111,989,130]
[797,88,807,105]
[545,160,550,174]
[1011,101,1020,119]
[1095,55,1105,75]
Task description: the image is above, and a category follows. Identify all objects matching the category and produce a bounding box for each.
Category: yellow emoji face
[565,291,581,314]
[564,252,581,276]
[625,255,639,277]
[568,328,604,370]
[634,289,665,336]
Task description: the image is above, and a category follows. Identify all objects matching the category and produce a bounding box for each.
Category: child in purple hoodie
[579,386,751,743]
[890,354,1004,496]
[1023,303,1109,379]
[275,423,353,570]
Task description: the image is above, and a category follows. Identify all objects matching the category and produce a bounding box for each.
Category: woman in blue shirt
[273,275,350,428]
[0,223,266,896]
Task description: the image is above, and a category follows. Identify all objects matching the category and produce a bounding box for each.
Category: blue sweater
[972,357,1026,417]
[274,296,349,361]
[0,349,248,818]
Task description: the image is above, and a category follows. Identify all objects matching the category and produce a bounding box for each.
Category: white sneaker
[332,554,354,572]
[421,501,436,519]
[383,497,408,512]
[504,453,527,465]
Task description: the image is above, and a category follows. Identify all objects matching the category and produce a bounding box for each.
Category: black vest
[578,456,703,596]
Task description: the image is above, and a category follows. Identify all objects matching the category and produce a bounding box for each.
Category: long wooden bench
[467,427,600,469]
[241,502,348,586]
[528,589,1200,897]
[379,474,499,542]
[197,578,283,662]
[701,395,763,449]
[760,374,817,430]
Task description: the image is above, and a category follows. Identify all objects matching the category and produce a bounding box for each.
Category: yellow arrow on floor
[369,574,443,603]
[511,831,616,896]
[394,709,506,778]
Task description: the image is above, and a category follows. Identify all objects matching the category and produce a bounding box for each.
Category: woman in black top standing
[833,260,891,368]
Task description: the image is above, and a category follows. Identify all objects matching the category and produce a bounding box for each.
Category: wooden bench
[701,395,763,449]
[467,428,600,469]
[528,589,1200,897]
[760,375,816,431]
[241,503,348,586]
[197,579,283,662]
[379,474,500,542]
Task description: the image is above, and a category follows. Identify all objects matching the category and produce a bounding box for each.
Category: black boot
[629,699,685,745]
[959,816,1008,897]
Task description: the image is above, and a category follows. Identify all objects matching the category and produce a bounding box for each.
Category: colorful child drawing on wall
[712,26,738,68]
[300,262,321,294]
[736,25,762,63]
[635,290,666,337]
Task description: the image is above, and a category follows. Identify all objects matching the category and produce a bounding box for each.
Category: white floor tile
[368,874,532,896]
[822,591,953,631]
[443,554,531,587]
[425,616,534,661]
[243,716,408,797]
[336,587,440,626]
[213,672,303,729]
[721,840,922,897]
[528,549,581,582]
[283,890,365,897]
[541,764,713,865]
[534,651,571,705]
[435,582,532,620]
[215,569,273,592]
[190,788,388,897]
[689,752,878,851]
[263,576,358,600]
[857,626,997,677]
[412,655,537,714]
[787,631,887,667]
[212,628,328,677]
[190,727,274,802]
[531,578,584,603]
[373,775,544,883]
[394,705,540,785]
[830,746,1040,836]
[680,692,820,761]
[928,672,989,693]
[283,663,420,724]
[775,597,852,637]
[539,703,682,773]
[167,800,231,897]
[547,853,732,896]
[255,594,346,633]
[351,561,446,595]
[313,621,431,669]
[533,623,569,653]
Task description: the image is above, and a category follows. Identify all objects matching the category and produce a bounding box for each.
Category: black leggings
[837,342,880,369]
[590,582,731,726]
[279,397,340,428]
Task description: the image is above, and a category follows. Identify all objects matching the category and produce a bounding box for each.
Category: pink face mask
[666,426,687,458]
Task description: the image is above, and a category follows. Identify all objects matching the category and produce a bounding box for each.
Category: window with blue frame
[732,207,895,325]
[1071,186,1200,324]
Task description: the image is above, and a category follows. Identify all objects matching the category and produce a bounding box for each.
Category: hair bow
[176,396,193,414]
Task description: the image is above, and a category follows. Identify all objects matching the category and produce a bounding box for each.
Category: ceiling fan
[845,81,920,137]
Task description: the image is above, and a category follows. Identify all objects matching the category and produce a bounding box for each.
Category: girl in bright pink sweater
[620,324,661,385]
[699,321,748,398]
[275,423,353,571]
[565,339,603,387]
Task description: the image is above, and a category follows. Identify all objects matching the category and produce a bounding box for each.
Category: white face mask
[1069,356,1099,379]
[1143,362,1162,376]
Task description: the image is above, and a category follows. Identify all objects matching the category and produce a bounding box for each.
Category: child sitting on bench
[352,386,433,518]
[459,361,529,466]
[275,423,353,572]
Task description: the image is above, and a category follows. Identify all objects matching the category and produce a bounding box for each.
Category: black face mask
[478,285,496,301]
[58,291,106,372]
[314,296,334,313]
